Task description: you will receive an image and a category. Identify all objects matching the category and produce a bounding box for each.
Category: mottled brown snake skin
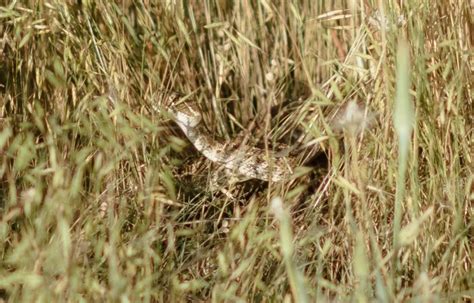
[157,91,372,182]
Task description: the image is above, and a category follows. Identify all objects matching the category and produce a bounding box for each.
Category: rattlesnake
[157,91,373,182]
[150,9,403,183]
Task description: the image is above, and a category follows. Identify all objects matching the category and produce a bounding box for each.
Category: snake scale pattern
[157,91,372,182]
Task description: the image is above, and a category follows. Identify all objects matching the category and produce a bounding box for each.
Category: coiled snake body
[159,91,371,182]
[165,94,295,182]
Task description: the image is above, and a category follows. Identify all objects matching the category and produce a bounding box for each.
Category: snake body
[159,91,372,182]
[168,97,295,182]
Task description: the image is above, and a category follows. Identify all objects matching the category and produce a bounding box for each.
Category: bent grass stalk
[392,38,415,281]
[271,197,308,303]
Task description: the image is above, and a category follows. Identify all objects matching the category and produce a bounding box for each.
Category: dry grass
[0,1,472,302]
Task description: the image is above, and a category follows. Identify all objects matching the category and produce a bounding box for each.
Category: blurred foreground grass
[0,1,472,302]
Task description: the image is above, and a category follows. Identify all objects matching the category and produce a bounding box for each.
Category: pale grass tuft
[332,100,376,135]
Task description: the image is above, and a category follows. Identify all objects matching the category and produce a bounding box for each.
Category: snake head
[157,90,203,128]
[171,103,202,128]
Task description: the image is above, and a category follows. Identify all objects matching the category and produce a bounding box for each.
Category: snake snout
[175,111,202,128]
